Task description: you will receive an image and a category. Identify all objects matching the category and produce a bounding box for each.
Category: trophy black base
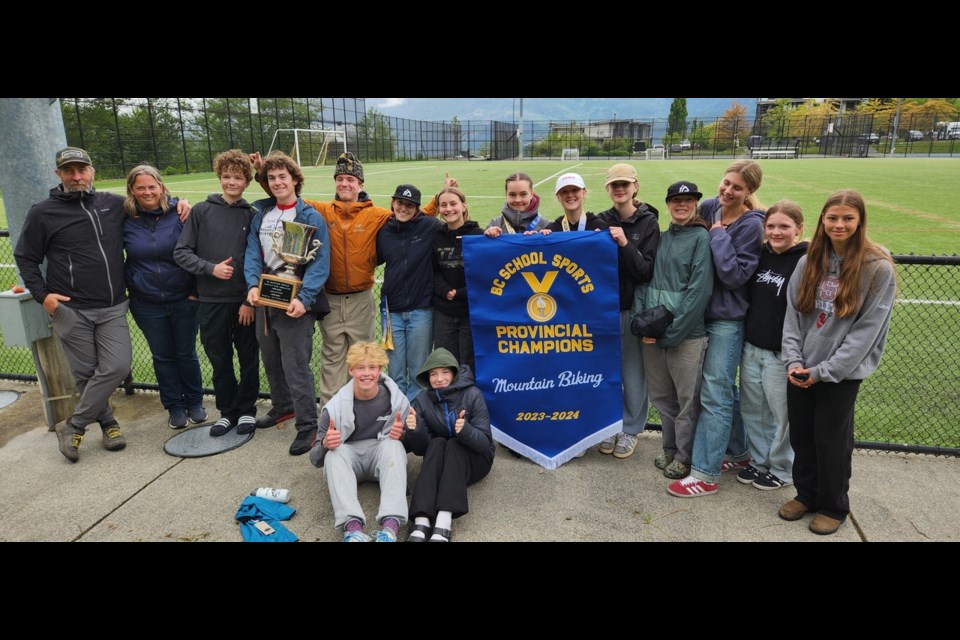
[258,274,301,310]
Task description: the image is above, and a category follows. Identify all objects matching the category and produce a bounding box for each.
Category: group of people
[629,161,895,537]
[13,146,895,539]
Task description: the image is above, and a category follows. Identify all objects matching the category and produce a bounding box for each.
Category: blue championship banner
[463,232,622,469]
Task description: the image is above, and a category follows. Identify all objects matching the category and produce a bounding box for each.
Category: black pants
[432,311,475,373]
[409,437,492,520]
[198,301,260,421]
[787,379,861,521]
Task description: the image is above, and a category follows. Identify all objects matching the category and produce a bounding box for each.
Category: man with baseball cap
[14,147,189,462]
[376,184,444,399]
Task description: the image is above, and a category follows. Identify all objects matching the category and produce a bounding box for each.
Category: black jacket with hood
[406,348,495,460]
[597,202,660,310]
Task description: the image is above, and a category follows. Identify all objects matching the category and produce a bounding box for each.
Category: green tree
[451,116,462,158]
[356,107,397,162]
[667,98,688,138]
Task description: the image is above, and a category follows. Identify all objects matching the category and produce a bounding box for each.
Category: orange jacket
[304,197,391,294]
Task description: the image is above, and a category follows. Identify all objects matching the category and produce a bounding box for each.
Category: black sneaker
[210,417,234,437]
[736,464,761,484]
[56,421,84,463]
[753,471,792,491]
[289,429,315,456]
[256,407,295,429]
[187,405,208,424]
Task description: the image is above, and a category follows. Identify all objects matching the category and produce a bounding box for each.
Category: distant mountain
[365,98,756,122]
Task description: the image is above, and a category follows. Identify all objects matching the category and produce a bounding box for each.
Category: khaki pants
[318,289,376,404]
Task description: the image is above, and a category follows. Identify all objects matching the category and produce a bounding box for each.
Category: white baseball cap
[555,173,586,194]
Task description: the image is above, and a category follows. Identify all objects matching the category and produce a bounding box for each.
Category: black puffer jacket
[406,348,495,460]
[597,202,660,310]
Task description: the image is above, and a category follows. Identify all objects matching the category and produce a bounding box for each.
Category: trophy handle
[304,239,322,262]
[270,228,285,262]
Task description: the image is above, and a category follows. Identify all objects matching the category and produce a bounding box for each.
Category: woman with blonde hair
[668,160,765,498]
[123,165,205,428]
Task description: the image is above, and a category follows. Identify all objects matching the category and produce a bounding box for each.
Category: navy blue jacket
[123,199,195,304]
[377,212,444,312]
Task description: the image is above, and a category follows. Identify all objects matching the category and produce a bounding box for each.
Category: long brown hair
[723,160,764,211]
[795,189,894,318]
[124,165,172,219]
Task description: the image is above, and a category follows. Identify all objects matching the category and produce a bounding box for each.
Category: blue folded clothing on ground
[235,496,298,542]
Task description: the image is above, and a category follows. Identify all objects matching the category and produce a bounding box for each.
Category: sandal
[407,523,432,542]
[429,527,452,542]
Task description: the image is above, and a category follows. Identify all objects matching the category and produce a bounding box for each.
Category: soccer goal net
[267,129,347,167]
[560,148,580,161]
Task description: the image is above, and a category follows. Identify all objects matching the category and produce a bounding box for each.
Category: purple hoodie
[699,196,765,321]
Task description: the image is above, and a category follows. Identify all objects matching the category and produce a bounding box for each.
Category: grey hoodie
[699,197,765,321]
[782,251,896,383]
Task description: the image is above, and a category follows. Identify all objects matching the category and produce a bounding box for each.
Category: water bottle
[251,487,290,503]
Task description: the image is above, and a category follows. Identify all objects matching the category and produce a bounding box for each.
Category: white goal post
[560,147,580,161]
[267,128,347,167]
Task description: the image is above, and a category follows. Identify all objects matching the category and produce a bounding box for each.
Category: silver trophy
[257,220,322,309]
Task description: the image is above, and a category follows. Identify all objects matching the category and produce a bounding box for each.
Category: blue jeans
[387,308,433,400]
[690,319,748,483]
[739,342,793,482]
[130,296,203,412]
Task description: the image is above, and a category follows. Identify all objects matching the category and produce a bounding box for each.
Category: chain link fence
[59,99,959,178]
[1,228,958,455]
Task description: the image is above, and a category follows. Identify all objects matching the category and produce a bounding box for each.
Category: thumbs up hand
[213,256,234,280]
[323,417,341,450]
[405,407,418,431]
[389,411,404,440]
[454,410,466,434]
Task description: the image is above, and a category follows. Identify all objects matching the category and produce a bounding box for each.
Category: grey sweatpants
[256,307,318,433]
[50,300,132,429]
[642,336,707,464]
[323,438,408,531]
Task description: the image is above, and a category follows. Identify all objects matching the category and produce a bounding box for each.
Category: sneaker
[100,422,126,451]
[256,407,295,429]
[612,433,638,459]
[209,417,234,437]
[236,415,257,436]
[654,453,674,470]
[736,464,762,484]
[168,409,188,429]
[753,471,792,491]
[289,429,315,456]
[720,458,751,473]
[56,421,84,463]
[663,459,691,479]
[598,435,617,455]
[343,530,372,542]
[667,475,719,498]
[188,405,207,424]
[372,528,397,542]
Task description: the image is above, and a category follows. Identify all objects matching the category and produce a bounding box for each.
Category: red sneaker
[667,476,719,498]
[720,458,751,473]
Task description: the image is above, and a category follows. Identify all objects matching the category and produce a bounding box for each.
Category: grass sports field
[2,157,959,254]
[1,157,958,448]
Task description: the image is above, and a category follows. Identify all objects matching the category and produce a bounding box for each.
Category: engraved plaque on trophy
[257,220,321,309]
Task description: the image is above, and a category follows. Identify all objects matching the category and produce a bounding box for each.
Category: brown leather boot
[778,499,810,521]
[809,514,843,535]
